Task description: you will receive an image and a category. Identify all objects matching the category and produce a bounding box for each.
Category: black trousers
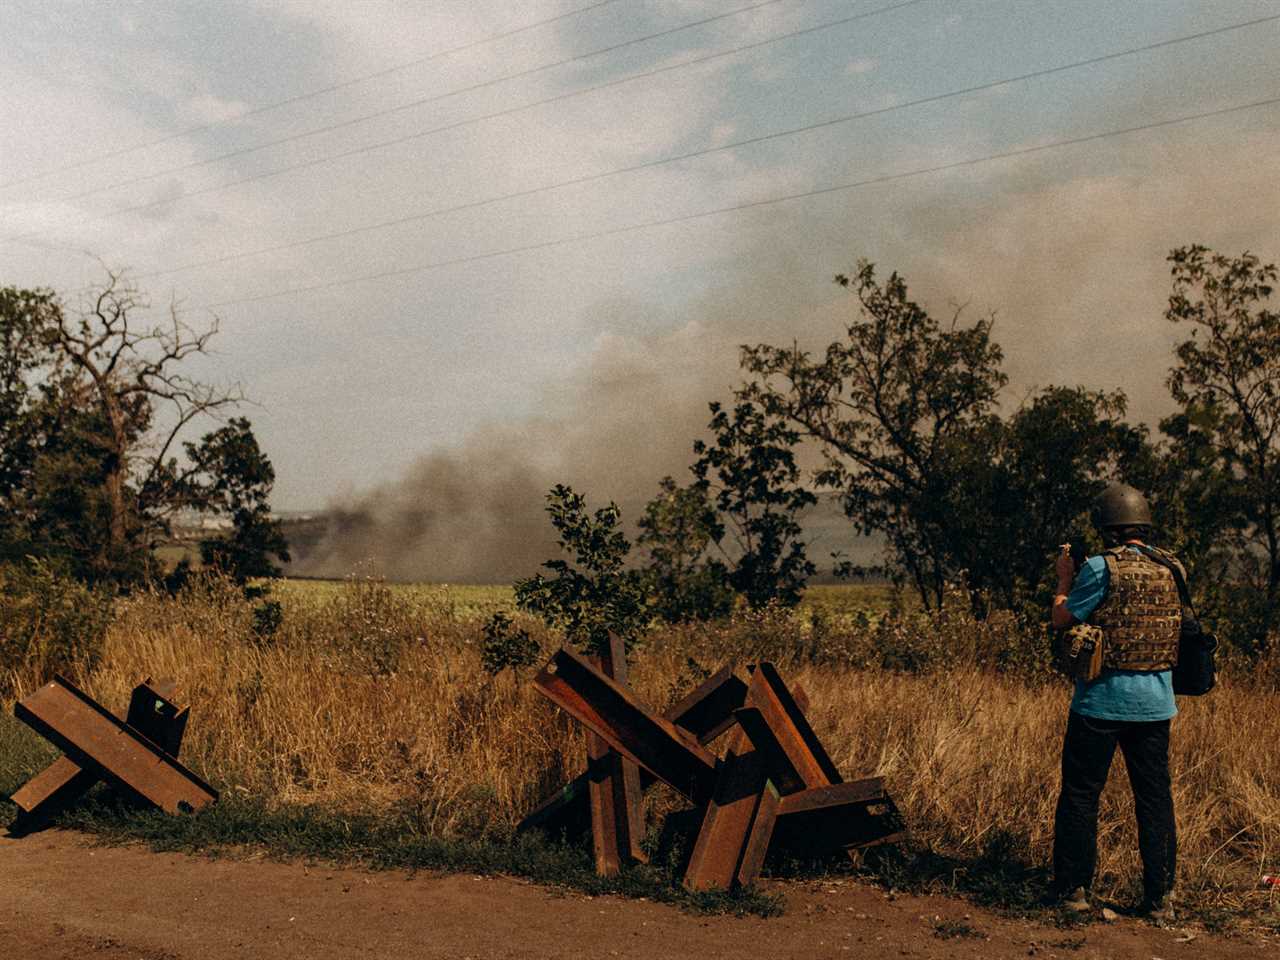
[1052,711,1176,902]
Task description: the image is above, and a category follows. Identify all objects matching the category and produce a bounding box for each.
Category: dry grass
[3,575,1277,926]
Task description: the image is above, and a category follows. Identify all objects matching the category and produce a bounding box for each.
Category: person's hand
[1055,543,1075,587]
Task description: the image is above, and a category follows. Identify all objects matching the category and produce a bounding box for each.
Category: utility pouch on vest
[1055,623,1104,683]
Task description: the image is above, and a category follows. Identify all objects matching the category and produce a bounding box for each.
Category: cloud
[182,94,252,126]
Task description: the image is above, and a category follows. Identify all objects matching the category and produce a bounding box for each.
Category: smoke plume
[288,129,1280,583]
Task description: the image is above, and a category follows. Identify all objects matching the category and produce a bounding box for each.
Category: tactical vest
[1089,546,1182,672]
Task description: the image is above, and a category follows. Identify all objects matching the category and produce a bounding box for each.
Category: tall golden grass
[4,575,1277,919]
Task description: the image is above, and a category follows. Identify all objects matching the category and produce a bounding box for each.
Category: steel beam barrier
[533,648,717,802]
[684,669,818,890]
[587,634,646,873]
[10,678,192,826]
[773,778,906,852]
[517,665,748,837]
[14,676,217,815]
[749,663,842,785]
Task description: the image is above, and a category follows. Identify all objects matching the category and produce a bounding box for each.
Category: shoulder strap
[1096,553,1121,616]
[1101,552,1121,581]
[1135,545,1195,614]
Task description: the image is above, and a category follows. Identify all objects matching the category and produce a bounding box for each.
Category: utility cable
[1,0,932,246]
[139,12,1280,281]
[6,0,789,213]
[202,94,1280,311]
[0,0,628,192]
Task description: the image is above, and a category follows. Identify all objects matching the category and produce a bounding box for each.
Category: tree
[636,476,732,621]
[1134,405,1244,602]
[741,260,1006,609]
[1163,244,1280,647]
[186,417,291,583]
[514,485,649,653]
[953,386,1150,611]
[691,400,816,608]
[0,287,63,508]
[0,272,285,587]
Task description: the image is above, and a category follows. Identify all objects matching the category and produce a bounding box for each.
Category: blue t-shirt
[1065,546,1177,722]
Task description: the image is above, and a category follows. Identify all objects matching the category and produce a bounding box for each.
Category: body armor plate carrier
[1089,547,1181,672]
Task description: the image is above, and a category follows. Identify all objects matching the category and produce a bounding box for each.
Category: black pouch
[1139,547,1217,696]
[1172,611,1218,696]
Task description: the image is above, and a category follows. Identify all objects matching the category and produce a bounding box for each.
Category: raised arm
[1051,544,1078,631]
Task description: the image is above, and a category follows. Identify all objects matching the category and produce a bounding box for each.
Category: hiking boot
[1142,892,1175,926]
[1059,887,1091,913]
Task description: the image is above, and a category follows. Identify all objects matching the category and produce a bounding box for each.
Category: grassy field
[1,575,1277,929]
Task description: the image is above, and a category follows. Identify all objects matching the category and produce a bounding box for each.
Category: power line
[1,0,933,246]
[7,0,790,214]
[0,0,628,192]
[140,13,1280,281]
[203,94,1280,311]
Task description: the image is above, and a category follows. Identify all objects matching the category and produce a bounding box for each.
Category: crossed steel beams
[527,647,903,890]
[9,675,217,830]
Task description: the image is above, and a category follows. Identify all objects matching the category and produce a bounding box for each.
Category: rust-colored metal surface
[773,778,906,853]
[733,663,844,795]
[777,778,887,815]
[586,635,646,874]
[662,665,748,744]
[533,648,717,802]
[750,664,842,785]
[9,756,98,819]
[683,725,764,890]
[735,777,781,887]
[684,670,816,891]
[10,678,193,827]
[517,664,748,838]
[126,678,189,757]
[14,676,217,815]
[525,652,906,883]
[586,732,623,875]
[733,707,815,796]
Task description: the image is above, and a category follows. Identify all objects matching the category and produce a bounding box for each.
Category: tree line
[2,245,1275,661]
[511,245,1279,661]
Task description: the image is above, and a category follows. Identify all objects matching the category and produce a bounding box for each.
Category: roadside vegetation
[2,576,1277,928]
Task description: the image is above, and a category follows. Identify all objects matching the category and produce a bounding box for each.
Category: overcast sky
[1,1,1277,577]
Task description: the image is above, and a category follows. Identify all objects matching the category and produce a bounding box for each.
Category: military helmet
[1094,483,1153,529]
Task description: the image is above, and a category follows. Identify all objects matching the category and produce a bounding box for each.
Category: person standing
[1049,483,1181,923]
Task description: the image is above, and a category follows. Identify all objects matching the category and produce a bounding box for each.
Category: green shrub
[251,599,284,639]
[324,572,419,675]
[480,611,540,676]
[0,557,113,691]
[514,484,650,655]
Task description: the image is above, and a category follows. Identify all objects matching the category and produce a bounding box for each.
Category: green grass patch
[270,579,516,623]
[266,579,896,626]
[0,710,58,800]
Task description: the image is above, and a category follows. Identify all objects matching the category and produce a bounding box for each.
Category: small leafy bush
[0,557,113,691]
[515,484,650,655]
[480,611,540,676]
[324,572,419,675]
[251,599,284,639]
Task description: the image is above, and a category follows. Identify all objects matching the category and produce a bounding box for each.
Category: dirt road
[0,830,1266,959]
